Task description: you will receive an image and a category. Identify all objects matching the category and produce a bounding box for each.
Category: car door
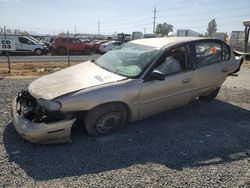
[72,38,84,52]
[16,37,34,53]
[139,45,195,119]
[193,40,226,96]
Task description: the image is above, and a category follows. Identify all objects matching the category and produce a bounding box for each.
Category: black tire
[84,103,127,136]
[199,87,220,102]
[34,48,43,55]
[58,47,67,55]
[83,48,92,55]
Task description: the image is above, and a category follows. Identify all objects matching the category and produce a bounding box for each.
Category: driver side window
[156,46,188,76]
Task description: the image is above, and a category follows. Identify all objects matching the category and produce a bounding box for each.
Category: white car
[99,41,122,53]
[0,35,48,55]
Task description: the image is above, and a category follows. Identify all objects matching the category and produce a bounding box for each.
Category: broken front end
[12,90,76,144]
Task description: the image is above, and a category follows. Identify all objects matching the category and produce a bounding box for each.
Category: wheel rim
[36,49,42,55]
[96,112,122,134]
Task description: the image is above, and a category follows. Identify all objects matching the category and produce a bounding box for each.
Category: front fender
[57,79,142,121]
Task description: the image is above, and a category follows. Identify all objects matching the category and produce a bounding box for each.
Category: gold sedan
[11,37,243,144]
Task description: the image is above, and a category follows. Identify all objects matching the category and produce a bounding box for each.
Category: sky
[0,0,249,35]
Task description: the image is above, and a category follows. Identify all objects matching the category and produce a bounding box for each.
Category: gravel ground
[0,67,250,187]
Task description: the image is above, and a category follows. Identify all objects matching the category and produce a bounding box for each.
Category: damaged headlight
[37,99,61,111]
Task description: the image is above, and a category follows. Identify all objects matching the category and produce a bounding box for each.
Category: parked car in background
[53,37,94,55]
[0,35,48,55]
[99,41,122,53]
[11,37,244,144]
[42,37,56,51]
[92,40,107,52]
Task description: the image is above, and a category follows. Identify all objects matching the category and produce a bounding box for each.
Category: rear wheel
[199,87,220,102]
[84,103,127,136]
[34,48,43,55]
[58,47,67,55]
[83,48,92,55]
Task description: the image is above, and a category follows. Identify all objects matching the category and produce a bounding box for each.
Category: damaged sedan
[11,37,244,144]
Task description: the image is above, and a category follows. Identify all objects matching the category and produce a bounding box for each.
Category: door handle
[221,67,228,73]
[182,78,191,84]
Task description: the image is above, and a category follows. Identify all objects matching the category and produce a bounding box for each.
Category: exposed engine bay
[16,90,75,124]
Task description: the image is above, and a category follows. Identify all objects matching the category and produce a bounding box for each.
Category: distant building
[168,29,200,37]
[212,32,226,41]
[229,31,246,51]
[132,31,143,40]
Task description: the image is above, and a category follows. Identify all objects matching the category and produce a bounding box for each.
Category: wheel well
[34,48,42,51]
[77,102,132,122]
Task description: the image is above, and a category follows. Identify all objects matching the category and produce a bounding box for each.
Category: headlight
[37,99,61,111]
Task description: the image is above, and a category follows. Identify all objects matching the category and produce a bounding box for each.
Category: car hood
[28,60,126,100]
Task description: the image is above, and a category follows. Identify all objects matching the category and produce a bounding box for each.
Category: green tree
[207,19,217,37]
[156,22,173,36]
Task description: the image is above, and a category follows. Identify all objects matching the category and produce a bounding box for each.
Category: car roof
[131,37,208,48]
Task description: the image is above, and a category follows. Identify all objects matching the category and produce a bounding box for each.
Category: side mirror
[151,70,165,81]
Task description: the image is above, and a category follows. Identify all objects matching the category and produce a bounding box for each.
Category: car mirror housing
[151,70,165,81]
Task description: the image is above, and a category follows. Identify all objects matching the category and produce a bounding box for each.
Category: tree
[207,19,217,37]
[156,22,173,36]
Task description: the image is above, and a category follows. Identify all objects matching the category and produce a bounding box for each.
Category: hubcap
[36,49,42,55]
[96,112,122,134]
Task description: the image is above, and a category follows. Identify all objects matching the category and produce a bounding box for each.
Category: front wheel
[34,48,43,55]
[199,87,220,102]
[84,103,127,136]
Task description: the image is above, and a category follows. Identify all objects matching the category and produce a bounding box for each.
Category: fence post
[4,26,11,73]
[66,31,70,67]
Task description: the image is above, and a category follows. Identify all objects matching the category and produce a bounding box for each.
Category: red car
[92,40,107,53]
[53,37,94,55]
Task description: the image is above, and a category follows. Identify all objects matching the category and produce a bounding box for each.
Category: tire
[58,47,67,55]
[83,48,92,55]
[84,103,128,136]
[34,48,43,55]
[199,87,220,102]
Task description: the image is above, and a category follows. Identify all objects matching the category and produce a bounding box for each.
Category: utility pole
[153,6,157,34]
[144,27,146,34]
[74,25,76,36]
[98,20,100,37]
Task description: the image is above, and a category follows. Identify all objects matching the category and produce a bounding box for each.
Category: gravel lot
[0,66,250,187]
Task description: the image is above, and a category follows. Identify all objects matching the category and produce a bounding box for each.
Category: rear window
[195,42,222,68]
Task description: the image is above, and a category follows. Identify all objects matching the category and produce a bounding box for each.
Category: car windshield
[94,42,161,77]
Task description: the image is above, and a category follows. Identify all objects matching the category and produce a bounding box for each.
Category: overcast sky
[0,0,249,35]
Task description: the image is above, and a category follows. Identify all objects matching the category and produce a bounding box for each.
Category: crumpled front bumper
[11,98,76,144]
